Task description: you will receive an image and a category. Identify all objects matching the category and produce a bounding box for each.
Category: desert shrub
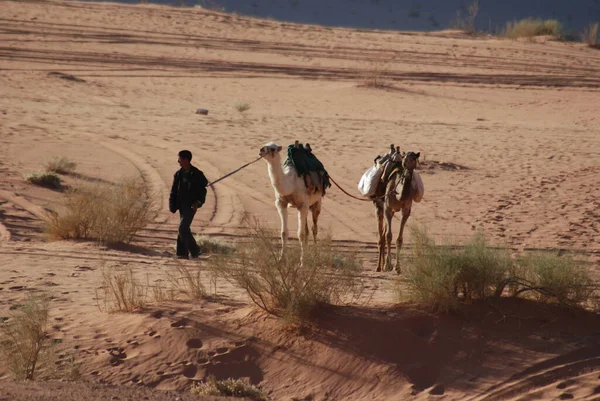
[25,172,62,190]
[165,260,206,300]
[504,18,563,39]
[403,227,512,312]
[235,103,250,113]
[402,227,596,311]
[456,233,512,299]
[46,178,158,243]
[451,0,479,33]
[191,377,268,400]
[360,60,391,89]
[0,296,52,380]
[44,157,77,175]
[195,235,237,255]
[517,252,594,306]
[97,266,148,313]
[402,226,462,312]
[582,23,599,46]
[209,220,362,319]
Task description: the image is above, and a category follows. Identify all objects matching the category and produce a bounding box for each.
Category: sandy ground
[1,1,600,400]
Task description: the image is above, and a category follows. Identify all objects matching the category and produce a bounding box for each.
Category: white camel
[259,143,324,263]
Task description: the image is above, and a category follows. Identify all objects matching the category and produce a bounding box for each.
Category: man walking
[169,150,208,259]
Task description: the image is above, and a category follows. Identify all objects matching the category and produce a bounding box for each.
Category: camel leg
[297,205,309,265]
[384,209,394,272]
[376,202,385,272]
[310,199,321,243]
[276,199,288,260]
[395,207,411,273]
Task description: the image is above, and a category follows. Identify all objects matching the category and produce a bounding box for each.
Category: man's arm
[168,172,179,213]
[192,170,208,209]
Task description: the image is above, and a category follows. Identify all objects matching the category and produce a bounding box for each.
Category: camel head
[259,143,283,161]
[402,152,420,170]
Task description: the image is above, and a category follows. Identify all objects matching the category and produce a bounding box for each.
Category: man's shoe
[176,255,189,260]
[190,249,203,259]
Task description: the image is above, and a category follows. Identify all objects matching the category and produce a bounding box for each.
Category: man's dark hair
[178,150,192,161]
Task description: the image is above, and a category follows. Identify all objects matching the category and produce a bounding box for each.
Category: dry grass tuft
[235,102,250,113]
[208,219,362,320]
[97,266,148,313]
[165,260,206,300]
[46,178,158,243]
[0,296,52,380]
[151,279,177,303]
[503,18,563,39]
[191,376,268,400]
[44,157,77,175]
[25,172,62,190]
[451,0,479,33]
[195,235,237,255]
[360,60,392,89]
[582,23,599,46]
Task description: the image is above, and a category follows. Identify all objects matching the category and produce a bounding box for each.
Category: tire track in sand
[92,139,244,231]
[0,190,50,222]
[82,137,173,226]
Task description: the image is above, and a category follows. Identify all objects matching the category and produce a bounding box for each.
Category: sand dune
[1,1,600,400]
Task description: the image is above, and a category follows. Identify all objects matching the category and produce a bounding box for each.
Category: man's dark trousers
[176,206,200,258]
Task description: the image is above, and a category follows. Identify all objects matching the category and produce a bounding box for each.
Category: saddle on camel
[358,144,424,202]
[285,140,331,196]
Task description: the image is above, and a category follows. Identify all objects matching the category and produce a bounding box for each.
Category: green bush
[504,18,563,39]
[25,172,62,190]
[519,252,593,306]
[401,227,595,312]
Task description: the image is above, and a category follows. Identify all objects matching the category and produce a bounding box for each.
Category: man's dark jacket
[169,165,208,213]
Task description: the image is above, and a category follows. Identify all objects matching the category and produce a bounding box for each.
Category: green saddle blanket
[285,143,331,195]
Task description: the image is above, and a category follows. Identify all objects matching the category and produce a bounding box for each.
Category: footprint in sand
[109,357,124,367]
[182,364,197,378]
[557,380,576,389]
[186,339,203,349]
[559,393,574,400]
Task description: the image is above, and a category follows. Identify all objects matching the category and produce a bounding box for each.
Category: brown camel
[373,151,421,272]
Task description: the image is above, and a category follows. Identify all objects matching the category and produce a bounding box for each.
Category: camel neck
[266,158,291,195]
